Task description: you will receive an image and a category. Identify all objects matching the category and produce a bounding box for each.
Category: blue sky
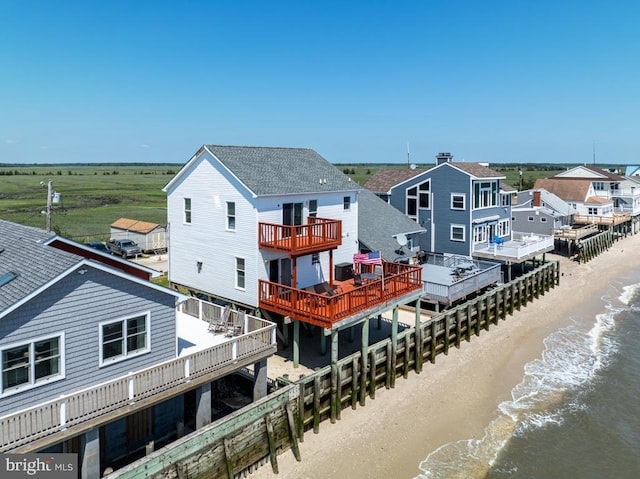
[1,1,638,165]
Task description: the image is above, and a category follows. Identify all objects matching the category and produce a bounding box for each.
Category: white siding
[167,153,259,307]
[166,151,360,305]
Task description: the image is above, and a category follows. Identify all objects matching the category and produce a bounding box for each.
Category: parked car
[84,241,110,253]
[106,239,142,258]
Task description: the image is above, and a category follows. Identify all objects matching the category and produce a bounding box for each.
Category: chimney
[436,152,453,165]
[532,190,542,207]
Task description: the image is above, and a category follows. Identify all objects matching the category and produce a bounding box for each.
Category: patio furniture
[353,274,363,287]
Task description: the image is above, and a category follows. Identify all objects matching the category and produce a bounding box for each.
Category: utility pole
[519,167,523,191]
[44,180,52,232]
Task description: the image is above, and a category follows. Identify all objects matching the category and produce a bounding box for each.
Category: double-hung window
[184,198,192,224]
[236,257,246,289]
[226,201,236,230]
[451,193,465,210]
[451,224,465,242]
[100,314,149,365]
[1,334,64,394]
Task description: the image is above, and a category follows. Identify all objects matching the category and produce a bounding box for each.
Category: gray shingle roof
[358,189,426,261]
[204,145,358,196]
[0,220,82,314]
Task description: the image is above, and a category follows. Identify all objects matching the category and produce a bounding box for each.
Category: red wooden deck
[259,262,423,329]
[258,217,341,255]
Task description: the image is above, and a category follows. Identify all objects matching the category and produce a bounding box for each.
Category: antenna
[593,142,596,165]
[407,141,410,169]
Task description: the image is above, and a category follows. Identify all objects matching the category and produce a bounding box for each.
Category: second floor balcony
[258,262,423,329]
[258,217,342,256]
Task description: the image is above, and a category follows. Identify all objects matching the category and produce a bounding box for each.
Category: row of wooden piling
[292,260,559,440]
[111,260,559,478]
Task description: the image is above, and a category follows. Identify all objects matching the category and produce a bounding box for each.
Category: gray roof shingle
[204,145,358,196]
[358,189,426,261]
[0,220,82,314]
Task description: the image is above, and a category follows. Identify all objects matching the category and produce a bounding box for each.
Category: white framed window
[512,217,517,222]
[407,181,430,221]
[540,217,547,223]
[100,313,150,366]
[226,201,236,230]
[473,225,487,244]
[473,181,498,209]
[343,196,351,210]
[312,253,320,265]
[450,224,465,242]
[451,193,465,210]
[1,333,64,395]
[308,199,318,217]
[235,257,246,289]
[501,193,511,207]
[498,219,510,236]
[184,198,192,224]
[588,207,598,215]
[528,216,534,222]
[593,182,605,191]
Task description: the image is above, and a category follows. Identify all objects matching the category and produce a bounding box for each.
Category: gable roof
[0,219,185,318]
[555,165,624,181]
[0,220,78,313]
[446,162,505,179]
[625,165,640,176]
[111,218,163,234]
[534,178,592,202]
[165,145,359,196]
[514,189,578,216]
[363,168,428,193]
[357,189,425,261]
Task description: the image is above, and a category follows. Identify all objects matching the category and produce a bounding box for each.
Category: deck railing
[573,214,630,226]
[259,262,423,328]
[258,217,341,255]
[0,303,276,452]
[473,232,554,260]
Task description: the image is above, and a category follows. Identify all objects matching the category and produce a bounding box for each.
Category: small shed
[110,218,167,253]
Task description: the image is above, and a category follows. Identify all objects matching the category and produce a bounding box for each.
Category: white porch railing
[0,301,276,452]
[473,232,554,261]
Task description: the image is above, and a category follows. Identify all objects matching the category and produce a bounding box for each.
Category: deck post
[390,306,399,388]
[196,381,212,429]
[80,427,100,479]
[359,318,369,406]
[320,328,327,356]
[330,329,339,424]
[293,320,300,368]
[253,358,268,401]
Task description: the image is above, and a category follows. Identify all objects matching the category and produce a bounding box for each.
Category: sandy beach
[248,232,640,479]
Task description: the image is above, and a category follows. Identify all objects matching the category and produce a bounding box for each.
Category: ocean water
[415,272,640,479]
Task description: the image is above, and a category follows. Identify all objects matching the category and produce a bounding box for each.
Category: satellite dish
[396,233,408,246]
[410,163,417,170]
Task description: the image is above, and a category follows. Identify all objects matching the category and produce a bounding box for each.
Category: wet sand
[249,234,640,479]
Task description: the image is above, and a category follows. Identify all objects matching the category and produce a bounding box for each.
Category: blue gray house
[365,153,554,265]
[0,219,276,477]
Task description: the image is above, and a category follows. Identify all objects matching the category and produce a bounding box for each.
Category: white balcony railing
[473,232,554,261]
[0,300,276,452]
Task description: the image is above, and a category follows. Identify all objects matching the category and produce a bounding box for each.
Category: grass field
[0,165,180,241]
[1,162,620,241]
